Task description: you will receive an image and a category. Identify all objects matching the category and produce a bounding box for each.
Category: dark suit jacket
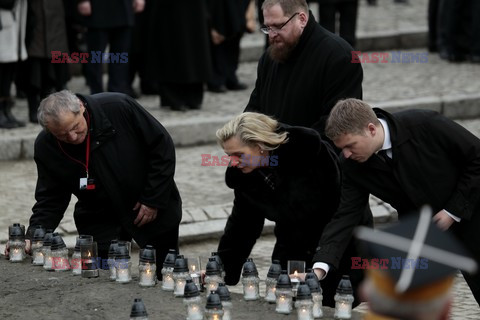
[313,108,480,268]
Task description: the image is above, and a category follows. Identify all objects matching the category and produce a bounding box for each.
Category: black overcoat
[217,125,363,307]
[78,0,134,29]
[28,93,182,248]
[245,11,363,135]
[314,109,480,273]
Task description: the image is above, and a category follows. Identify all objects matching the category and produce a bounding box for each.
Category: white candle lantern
[139,245,157,287]
[306,278,323,318]
[295,282,314,320]
[31,226,45,265]
[210,252,225,279]
[173,255,189,297]
[265,260,282,303]
[275,271,293,314]
[204,291,224,320]
[8,223,26,262]
[81,240,100,278]
[161,249,177,291]
[187,256,202,291]
[130,298,148,320]
[288,260,305,298]
[334,275,354,319]
[115,242,131,283]
[204,258,223,296]
[50,233,70,271]
[216,283,232,320]
[71,235,93,276]
[241,258,260,300]
[183,279,204,320]
[42,230,54,271]
[107,239,118,280]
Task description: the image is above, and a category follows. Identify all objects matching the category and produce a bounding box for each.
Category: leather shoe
[226,82,248,91]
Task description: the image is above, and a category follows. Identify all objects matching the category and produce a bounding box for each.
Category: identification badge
[86,178,96,190]
[79,177,88,190]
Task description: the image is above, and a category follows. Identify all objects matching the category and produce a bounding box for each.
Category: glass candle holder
[71,235,93,276]
[306,278,323,318]
[295,282,314,320]
[186,256,201,291]
[204,257,223,296]
[31,225,45,265]
[51,233,70,271]
[130,298,148,320]
[8,223,26,262]
[241,258,260,300]
[139,245,156,287]
[107,239,118,280]
[265,260,282,303]
[217,283,232,320]
[334,275,354,319]
[115,242,131,283]
[161,249,177,291]
[42,230,54,271]
[210,252,225,279]
[81,241,99,278]
[184,279,203,320]
[275,271,293,314]
[204,291,224,320]
[288,260,305,298]
[173,255,189,297]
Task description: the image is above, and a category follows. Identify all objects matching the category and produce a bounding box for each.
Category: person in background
[0,0,27,128]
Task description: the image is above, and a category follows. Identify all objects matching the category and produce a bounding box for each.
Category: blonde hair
[216,112,289,151]
[325,98,380,141]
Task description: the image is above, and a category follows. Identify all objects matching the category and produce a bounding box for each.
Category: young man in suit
[312,98,480,305]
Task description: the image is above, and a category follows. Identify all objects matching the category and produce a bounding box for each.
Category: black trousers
[208,34,242,89]
[0,62,15,97]
[159,83,204,109]
[85,27,132,94]
[319,0,359,47]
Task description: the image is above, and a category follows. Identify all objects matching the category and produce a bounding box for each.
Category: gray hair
[262,0,309,16]
[216,112,289,151]
[37,90,83,129]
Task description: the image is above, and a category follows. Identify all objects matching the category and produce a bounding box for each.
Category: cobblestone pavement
[179,235,480,319]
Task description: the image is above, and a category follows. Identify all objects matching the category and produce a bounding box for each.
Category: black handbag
[0,0,16,10]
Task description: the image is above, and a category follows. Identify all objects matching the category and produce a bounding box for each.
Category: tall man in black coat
[77,0,145,95]
[313,98,480,305]
[22,90,182,277]
[245,0,363,136]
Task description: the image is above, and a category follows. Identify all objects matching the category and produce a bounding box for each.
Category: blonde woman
[215,112,363,307]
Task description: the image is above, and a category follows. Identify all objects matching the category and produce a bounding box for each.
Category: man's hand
[133,0,145,13]
[78,1,92,16]
[313,268,326,280]
[133,202,158,227]
[432,210,455,231]
[4,239,31,259]
[211,29,225,45]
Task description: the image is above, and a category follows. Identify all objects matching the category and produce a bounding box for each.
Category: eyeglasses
[260,12,299,35]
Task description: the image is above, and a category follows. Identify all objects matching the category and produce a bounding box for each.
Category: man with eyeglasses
[245,0,363,139]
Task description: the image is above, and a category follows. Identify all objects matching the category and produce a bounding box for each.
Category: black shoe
[470,55,480,63]
[140,83,159,95]
[3,99,25,127]
[226,82,248,91]
[208,85,227,93]
[188,104,202,110]
[0,101,18,129]
[170,105,188,112]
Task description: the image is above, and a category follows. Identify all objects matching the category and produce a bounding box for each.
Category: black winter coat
[217,125,363,307]
[245,11,363,135]
[28,93,182,248]
[314,109,480,271]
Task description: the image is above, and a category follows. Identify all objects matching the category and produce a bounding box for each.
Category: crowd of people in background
[0,0,479,130]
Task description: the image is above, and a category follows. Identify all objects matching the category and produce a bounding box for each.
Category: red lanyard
[57,110,91,178]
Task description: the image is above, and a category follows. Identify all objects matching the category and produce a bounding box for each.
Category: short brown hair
[262,0,308,16]
[325,98,380,141]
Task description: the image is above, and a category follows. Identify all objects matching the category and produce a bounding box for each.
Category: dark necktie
[377,149,393,166]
